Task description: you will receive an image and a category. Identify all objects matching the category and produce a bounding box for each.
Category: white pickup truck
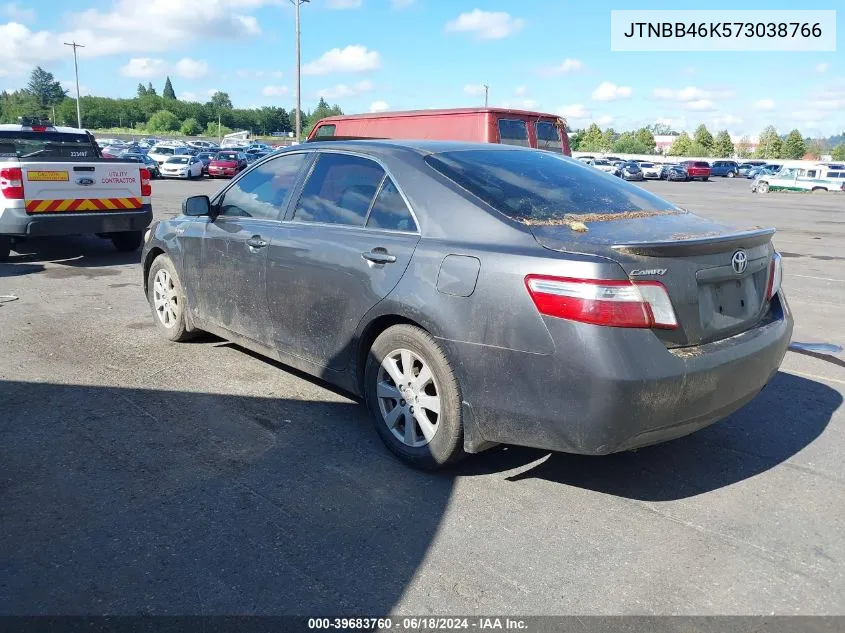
[0,118,153,261]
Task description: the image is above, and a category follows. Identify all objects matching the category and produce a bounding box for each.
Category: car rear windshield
[693,161,709,167]
[425,149,677,221]
[167,157,189,164]
[153,147,175,155]
[0,131,99,160]
[216,153,238,160]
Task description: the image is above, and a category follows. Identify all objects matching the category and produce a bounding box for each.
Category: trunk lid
[22,161,143,214]
[529,212,776,347]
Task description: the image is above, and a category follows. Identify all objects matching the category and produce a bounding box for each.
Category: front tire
[727,171,736,178]
[757,181,770,193]
[111,230,143,253]
[147,254,194,342]
[702,176,709,181]
[365,324,465,470]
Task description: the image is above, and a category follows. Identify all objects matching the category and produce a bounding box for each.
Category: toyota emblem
[732,250,748,274]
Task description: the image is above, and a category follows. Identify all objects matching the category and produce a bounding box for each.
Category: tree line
[0,66,344,137]
[571,121,845,161]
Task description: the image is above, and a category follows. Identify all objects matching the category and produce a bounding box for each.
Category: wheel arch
[142,246,166,295]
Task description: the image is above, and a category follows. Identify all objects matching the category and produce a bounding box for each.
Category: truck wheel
[147,254,194,342]
[0,237,11,262]
[365,324,465,470]
[727,171,736,178]
[702,176,709,181]
[111,230,144,253]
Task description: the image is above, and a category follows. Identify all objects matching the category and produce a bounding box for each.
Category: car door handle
[247,236,268,249]
[362,250,397,264]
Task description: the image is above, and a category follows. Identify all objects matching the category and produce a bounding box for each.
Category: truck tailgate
[22,162,143,213]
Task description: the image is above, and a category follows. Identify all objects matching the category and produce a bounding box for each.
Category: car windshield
[425,149,677,222]
[166,156,189,164]
[153,147,174,155]
[216,153,238,161]
[639,163,654,168]
[592,160,609,166]
[0,131,99,160]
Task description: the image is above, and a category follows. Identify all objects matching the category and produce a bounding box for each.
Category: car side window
[366,178,417,232]
[218,152,308,220]
[498,119,530,147]
[294,153,385,226]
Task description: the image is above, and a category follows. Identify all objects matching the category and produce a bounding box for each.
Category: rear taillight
[766,252,783,300]
[0,167,24,200]
[140,168,152,197]
[525,275,679,329]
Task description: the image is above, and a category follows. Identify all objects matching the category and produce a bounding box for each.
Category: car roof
[0,124,91,134]
[296,138,532,156]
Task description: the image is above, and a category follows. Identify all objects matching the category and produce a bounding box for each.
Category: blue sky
[1,0,843,137]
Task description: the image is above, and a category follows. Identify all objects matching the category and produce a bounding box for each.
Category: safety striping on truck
[24,197,143,212]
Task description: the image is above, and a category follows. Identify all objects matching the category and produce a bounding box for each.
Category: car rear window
[425,149,677,222]
[313,124,336,138]
[497,119,530,148]
[0,131,99,160]
[693,162,710,167]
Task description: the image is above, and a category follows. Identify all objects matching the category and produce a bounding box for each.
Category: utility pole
[64,41,84,128]
[483,83,489,107]
[291,0,310,143]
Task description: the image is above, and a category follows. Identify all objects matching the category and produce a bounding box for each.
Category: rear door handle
[247,235,268,249]
[362,250,397,264]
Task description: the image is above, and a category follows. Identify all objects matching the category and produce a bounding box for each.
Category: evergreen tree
[713,130,735,158]
[137,83,147,97]
[693,124,714,154]
[578,123,604,152]
[634,127,656,153]
[163,76,176,100]
[146,82,157,96]
[781,129,806,159]
[667,132,692,156]
[756,126,782,159]
[26,66,67,111]
[830,143,845,161]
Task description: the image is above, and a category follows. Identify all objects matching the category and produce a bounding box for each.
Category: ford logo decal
[76,177,94,186]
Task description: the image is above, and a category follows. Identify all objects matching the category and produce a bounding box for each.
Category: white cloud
[302,45,381,75]
[592,82,632,101]
[370,100,390,112]
[0,0,272,74]
[545,58,583,75]
[316,80,373,99]
[206,88,219,97]
[444,10,525,40]
[558,104,589,119]
[653,86,735,101]
[262,85,289,97]
[327,0,362,8]
[120,57,169,78]
[514,86,527,97]
[683,99,716,111]
[119,57,209,79]
[464,83,487,96]
[816,63,829,73]
[2,3,35,22]
[60,80,90,96]
[174,57,209,79]
[390,0,415,7]
[755,99,776,111]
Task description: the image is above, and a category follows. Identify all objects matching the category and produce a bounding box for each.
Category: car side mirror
[183,195,211,217]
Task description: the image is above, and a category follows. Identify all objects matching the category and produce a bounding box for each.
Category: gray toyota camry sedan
[141,140,792,470]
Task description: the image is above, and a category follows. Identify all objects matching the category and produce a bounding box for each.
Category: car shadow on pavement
[487,372,840,501]
[0,379,452,615]
[1,235,140,278]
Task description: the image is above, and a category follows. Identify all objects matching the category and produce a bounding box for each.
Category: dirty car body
[142,141,792,464]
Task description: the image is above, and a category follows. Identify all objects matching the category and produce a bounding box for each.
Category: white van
[752,164,845,193]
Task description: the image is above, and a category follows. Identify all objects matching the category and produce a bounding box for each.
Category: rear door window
[313,124,337,138]
[497,119,530,147]
[366,178,417,232]
[294,152,384,226]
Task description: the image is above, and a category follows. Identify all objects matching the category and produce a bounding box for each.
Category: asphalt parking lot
[1,176,843,616]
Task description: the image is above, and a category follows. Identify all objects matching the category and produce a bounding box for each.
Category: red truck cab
[307,108,571,156]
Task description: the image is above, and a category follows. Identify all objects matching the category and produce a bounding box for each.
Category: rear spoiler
[612,227,776,257]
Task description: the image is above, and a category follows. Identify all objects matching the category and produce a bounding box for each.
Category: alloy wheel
[376,348,441,447]
[152,269,179,328]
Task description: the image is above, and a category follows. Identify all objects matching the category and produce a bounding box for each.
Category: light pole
[64,41,84,128]
[291,0,309,143]
[483,83,489,107]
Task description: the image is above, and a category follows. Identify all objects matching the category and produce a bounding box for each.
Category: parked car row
[584,158,711,182]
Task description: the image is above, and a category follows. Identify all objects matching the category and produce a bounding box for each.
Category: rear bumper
[0,204,152,237]
[445,293,793,455]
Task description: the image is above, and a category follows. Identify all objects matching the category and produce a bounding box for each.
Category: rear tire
[727,171,736,178]
[0,236,11,262]
[365,324,465,470]
[111,230,143,253]
[701,176,709,181]
[757,181,770,194]
[147,254,194,342]
[812,187,828,193]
